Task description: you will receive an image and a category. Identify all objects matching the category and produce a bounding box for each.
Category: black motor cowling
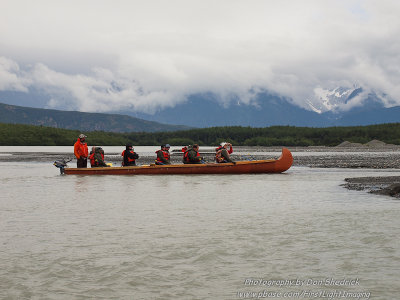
[53,159,71,174]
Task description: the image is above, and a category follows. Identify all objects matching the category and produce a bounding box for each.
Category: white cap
[79,134,87,139]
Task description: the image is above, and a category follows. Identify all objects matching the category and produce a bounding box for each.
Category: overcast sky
[1,0,399,113]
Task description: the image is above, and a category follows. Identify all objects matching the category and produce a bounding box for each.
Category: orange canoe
[63,148,293,175]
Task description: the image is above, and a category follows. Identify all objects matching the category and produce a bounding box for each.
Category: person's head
[193,144,199,150]
[79,133,87,142]
[220,142,229,149]
[164,144,171,151]
[126,143,133,150]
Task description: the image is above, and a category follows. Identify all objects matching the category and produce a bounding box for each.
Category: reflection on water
[0,160,400,299]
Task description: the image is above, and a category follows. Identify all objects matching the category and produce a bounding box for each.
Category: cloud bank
[1,0,400,113]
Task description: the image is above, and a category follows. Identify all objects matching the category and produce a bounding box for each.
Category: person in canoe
[215,142,235,164]
[122,144,139,166]
[155,144,171,165]
[74,133,89,168]
[89,146,109,167]
[183,144,204,164]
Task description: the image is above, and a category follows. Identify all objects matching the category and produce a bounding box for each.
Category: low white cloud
[0,57,31,92]
[29,63,185,113]
[0,0,399,113]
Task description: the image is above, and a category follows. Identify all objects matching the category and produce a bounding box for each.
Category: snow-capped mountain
[306,86,363,113]
[1,86,399,128]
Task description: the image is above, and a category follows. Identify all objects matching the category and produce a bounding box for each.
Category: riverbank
[342,176,400,198]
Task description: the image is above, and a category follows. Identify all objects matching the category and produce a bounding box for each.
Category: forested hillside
[1,123,400,146]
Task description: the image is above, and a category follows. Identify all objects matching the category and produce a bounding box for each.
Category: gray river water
[1,147,400,299]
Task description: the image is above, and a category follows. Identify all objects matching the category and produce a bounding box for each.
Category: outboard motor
[53,159,71,174]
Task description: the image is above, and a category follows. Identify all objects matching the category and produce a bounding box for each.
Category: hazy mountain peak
[306,85,363,113]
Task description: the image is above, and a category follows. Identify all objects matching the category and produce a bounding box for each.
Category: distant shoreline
[2,145,399,197]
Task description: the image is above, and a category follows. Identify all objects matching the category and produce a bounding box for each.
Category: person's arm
[74,142,80,159]
[98,160,108,167]
[83,145,88,158]
[128,151,139,160]
[95,153,108,167]
[157,151,168,163]
[222,149,234,163]
[227,145,233,154]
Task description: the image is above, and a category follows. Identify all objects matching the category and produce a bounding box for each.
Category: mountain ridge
[1,88,399,130]
[0,102,190,132]
[132,92,400,127]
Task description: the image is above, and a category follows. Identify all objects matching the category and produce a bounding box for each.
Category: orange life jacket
[121,150,136,166]
[74,139,88,159]
[156,150,170,163]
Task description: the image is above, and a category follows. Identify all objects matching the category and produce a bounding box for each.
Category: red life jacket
[89,153,95,166]
[183,149,200,163]
[121,150,136,166]
[183,150,190,163]
[156,150,170,163]
[90,152,105,167]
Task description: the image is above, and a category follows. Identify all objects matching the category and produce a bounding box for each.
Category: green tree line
[1,122,400,146]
